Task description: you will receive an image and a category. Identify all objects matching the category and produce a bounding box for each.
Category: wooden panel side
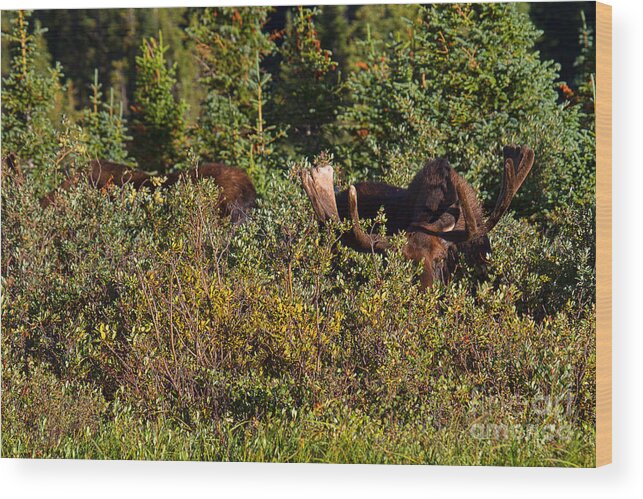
[596,1,612,468]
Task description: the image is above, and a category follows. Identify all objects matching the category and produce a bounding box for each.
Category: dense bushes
[2,167,595,463]
[2,5,595,464]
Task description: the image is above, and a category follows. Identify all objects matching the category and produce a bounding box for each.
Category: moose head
[301,145,535,288]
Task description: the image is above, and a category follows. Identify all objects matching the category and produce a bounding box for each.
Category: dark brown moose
[301,145,535,288]
[41,159,256,223]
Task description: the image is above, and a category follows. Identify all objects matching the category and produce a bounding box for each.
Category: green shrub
[333,3,594,215]
[2,360,106,458]
[2,165,595,463]
[487,204,595,318]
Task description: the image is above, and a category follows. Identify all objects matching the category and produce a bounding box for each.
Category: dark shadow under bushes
[1,166,595,464]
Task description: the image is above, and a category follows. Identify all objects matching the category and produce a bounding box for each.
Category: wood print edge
[596,1,612,468]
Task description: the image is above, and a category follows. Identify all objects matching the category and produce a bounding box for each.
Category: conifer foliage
[187,7,278,176]
[1,10,66,188]
[270,6,339,158]
[80,70,131,164]
[130,32,189,173]
[335,3,594,213]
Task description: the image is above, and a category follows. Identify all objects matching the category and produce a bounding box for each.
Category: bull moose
[301,144,535,288]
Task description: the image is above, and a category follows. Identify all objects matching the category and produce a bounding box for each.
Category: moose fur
[301,145,534,288]
[40,159,256,223]
[335,159,491,287]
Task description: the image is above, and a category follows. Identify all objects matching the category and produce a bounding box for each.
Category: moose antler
[300,161,340,223]
[301,144,534,248]
[300,145,534,288]
[409,145,534,243]
[300,161,390,251]
[347,185,390,251]
[484,144,535,232]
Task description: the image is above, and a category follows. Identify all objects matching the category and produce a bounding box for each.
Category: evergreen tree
[79,70,132,163]
[346,4,422,69]
[187,7,279,180]
[335,3,594,213]
[33,8,201,121]
[314,5,351,75]
[528,1,596,86]
[129,32,189,173]
[1,10,66,188]
[573,10,596,121]
[270,6,340,158]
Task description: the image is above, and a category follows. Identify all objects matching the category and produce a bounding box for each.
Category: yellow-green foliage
[2,167,595,465]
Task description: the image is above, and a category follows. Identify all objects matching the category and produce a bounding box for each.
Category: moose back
[40,160,256,223]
